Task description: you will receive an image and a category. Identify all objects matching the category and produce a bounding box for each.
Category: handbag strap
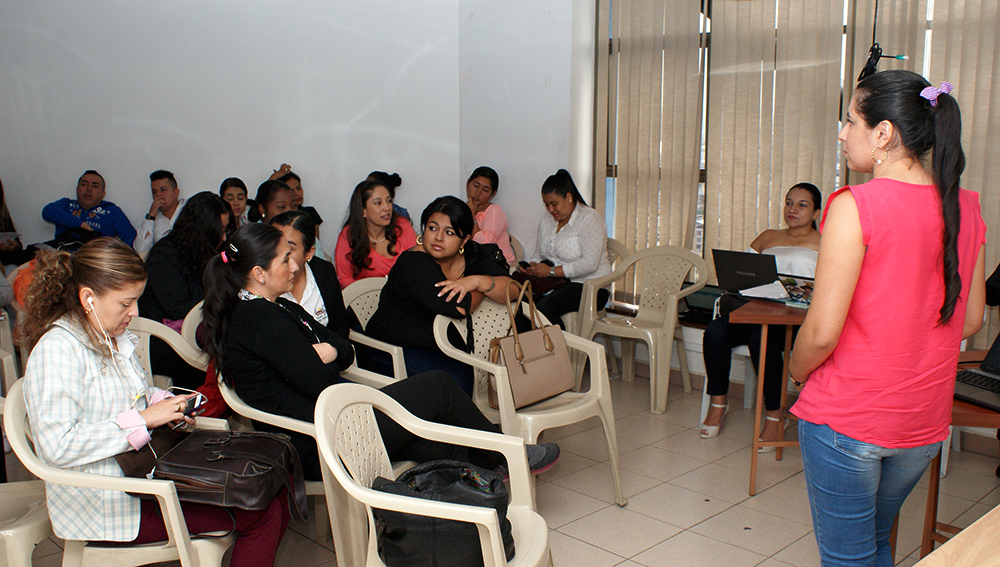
[501,280,555,362]
[217,432,309,523]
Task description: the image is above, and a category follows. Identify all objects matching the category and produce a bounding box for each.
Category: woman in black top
[138,191,230,389]
[201,223,559,481]
[269,210,349,339]
[367,196,517,395]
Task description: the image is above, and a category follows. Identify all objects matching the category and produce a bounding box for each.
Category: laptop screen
[980,333,1000,374]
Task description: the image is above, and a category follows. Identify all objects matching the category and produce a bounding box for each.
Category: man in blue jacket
[42,170,137,244]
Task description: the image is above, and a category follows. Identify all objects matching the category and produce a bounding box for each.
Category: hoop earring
[871,146,889,165]
[459,244,465,255]
[416,235,423,245]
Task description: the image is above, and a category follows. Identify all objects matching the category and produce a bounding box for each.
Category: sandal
[699,402,729,439]
[757,415,783,453]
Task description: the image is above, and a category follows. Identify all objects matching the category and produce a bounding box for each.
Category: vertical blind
[594,0,704,254]
[702,0,844,279]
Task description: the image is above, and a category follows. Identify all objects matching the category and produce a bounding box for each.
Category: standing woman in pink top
[789,70,987,566]
[465,166,515,266]
[334,179,418,289]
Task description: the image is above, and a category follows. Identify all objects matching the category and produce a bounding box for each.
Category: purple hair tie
[920,81,954,107]
[221,251,229,263]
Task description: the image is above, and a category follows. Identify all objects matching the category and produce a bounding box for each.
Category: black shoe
[495,443,561,479]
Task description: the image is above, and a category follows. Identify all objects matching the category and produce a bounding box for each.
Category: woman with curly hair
[138,191,231,388]
[333,179,418,289]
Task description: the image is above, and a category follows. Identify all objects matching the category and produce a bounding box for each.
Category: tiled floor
[11,374,1000,567]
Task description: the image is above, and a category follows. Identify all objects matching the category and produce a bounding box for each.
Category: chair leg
[652,335,673,415]
[606,336,620,378]
[621,340,636,383]
[675,333,691,393]
[596,397,628,506]
[2,532,42,567]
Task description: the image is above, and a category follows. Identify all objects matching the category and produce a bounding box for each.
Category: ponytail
[931,93,965,324]
[855,70,965,324]
[202,224,283,381]
[541,169,588,207]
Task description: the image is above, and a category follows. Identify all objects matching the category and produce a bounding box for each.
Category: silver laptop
[954,334,1000,412]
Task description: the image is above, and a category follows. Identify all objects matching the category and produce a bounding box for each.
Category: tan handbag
[488,281,575,409]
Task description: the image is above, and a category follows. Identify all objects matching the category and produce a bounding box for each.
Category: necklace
[368,234,386,244]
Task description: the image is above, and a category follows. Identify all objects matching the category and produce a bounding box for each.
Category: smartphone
[183,394,207,417]
[518,261,531,269]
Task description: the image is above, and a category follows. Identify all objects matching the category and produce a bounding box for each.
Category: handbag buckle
[205,451,226,462]
[202,437,232,447]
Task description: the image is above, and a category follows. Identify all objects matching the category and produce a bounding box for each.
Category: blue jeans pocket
[833,431,881,460]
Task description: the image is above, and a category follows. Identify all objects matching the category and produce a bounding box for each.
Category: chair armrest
[218,380,317,438]
[341,363,397,389]
[193,416,229,431]
[349,329,408,379]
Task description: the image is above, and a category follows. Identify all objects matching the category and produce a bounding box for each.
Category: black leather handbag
[371,460,515,567]
[152,430,308,522]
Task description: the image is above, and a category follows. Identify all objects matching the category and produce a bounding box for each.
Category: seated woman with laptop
[699,183,822,445]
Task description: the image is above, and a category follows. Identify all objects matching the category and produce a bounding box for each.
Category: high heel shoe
[757,415,782,453]
[699,402,729,439]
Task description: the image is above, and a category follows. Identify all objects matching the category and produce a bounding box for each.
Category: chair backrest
[128,317,210,385]
[509,235,524,267]
[5,261,28,288]
[627,246,708,325]
[0,347,16,398]
[606,238,629,270]
[342,277,388,330]
[180,300,203,349]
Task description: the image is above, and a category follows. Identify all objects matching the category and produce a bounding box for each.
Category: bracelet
[791,375,805,387]
[549,265,555,277]
[484,275,496,293]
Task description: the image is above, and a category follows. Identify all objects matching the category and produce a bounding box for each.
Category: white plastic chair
[180,300,203,349]
[583,246,708,414]
[314,382,553,567]
[561,237,629,339]
[217,364,401,542]
[509,235,524,273]
[5,261,29,376]
[341,278,407,379]
[4,379,235,567]
[433,301,627,506]
[129,317,210,391]
[0,347,54,567]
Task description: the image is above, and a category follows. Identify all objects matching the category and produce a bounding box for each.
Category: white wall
[1,0,461,249]
[458,0,593,257]
[1,1,591,255]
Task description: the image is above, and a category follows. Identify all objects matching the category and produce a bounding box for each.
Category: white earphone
[87,296,95,309]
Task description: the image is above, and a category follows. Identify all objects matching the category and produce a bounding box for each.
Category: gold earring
[416,235,423,245]
[871,146,889,165]
[459,244,465,255]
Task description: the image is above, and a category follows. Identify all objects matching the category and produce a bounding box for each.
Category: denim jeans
[799,420,941,567]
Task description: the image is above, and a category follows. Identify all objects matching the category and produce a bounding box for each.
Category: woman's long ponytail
[931,93,965,324]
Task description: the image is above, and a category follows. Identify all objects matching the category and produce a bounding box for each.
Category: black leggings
[535,283,610,330]
[702,317,793,412]
[270,370,502,481]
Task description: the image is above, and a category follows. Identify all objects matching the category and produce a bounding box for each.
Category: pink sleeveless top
[791,179,986,448]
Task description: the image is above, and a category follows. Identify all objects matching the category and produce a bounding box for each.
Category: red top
[791,179,987,448]
[334,217,418,289]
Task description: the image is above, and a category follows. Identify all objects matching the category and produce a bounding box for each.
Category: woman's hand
[522,263,552,278]
[140,394,197,429]
[269,163,292,180]
[436,275,486,303]
[312,342,339,364]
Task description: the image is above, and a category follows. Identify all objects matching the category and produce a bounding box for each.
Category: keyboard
[956,369,1000,395]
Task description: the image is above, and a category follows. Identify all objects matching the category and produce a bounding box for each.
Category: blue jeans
[799,420,941,567]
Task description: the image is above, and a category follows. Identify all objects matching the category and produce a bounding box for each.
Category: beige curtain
[702,0,844,281]
[594,0,704,252]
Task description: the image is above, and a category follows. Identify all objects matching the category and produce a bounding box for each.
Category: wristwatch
[145,214,156,221]
[549,265,555,277]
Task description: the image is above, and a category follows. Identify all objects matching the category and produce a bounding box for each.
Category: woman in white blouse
[519,169,612,327]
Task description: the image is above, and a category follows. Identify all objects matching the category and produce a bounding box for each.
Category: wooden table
[915,502,1000,566]
[728,299,807,496]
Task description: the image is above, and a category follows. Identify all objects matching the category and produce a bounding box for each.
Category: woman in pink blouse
[334,179,417,289]
[465,166,515,266]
